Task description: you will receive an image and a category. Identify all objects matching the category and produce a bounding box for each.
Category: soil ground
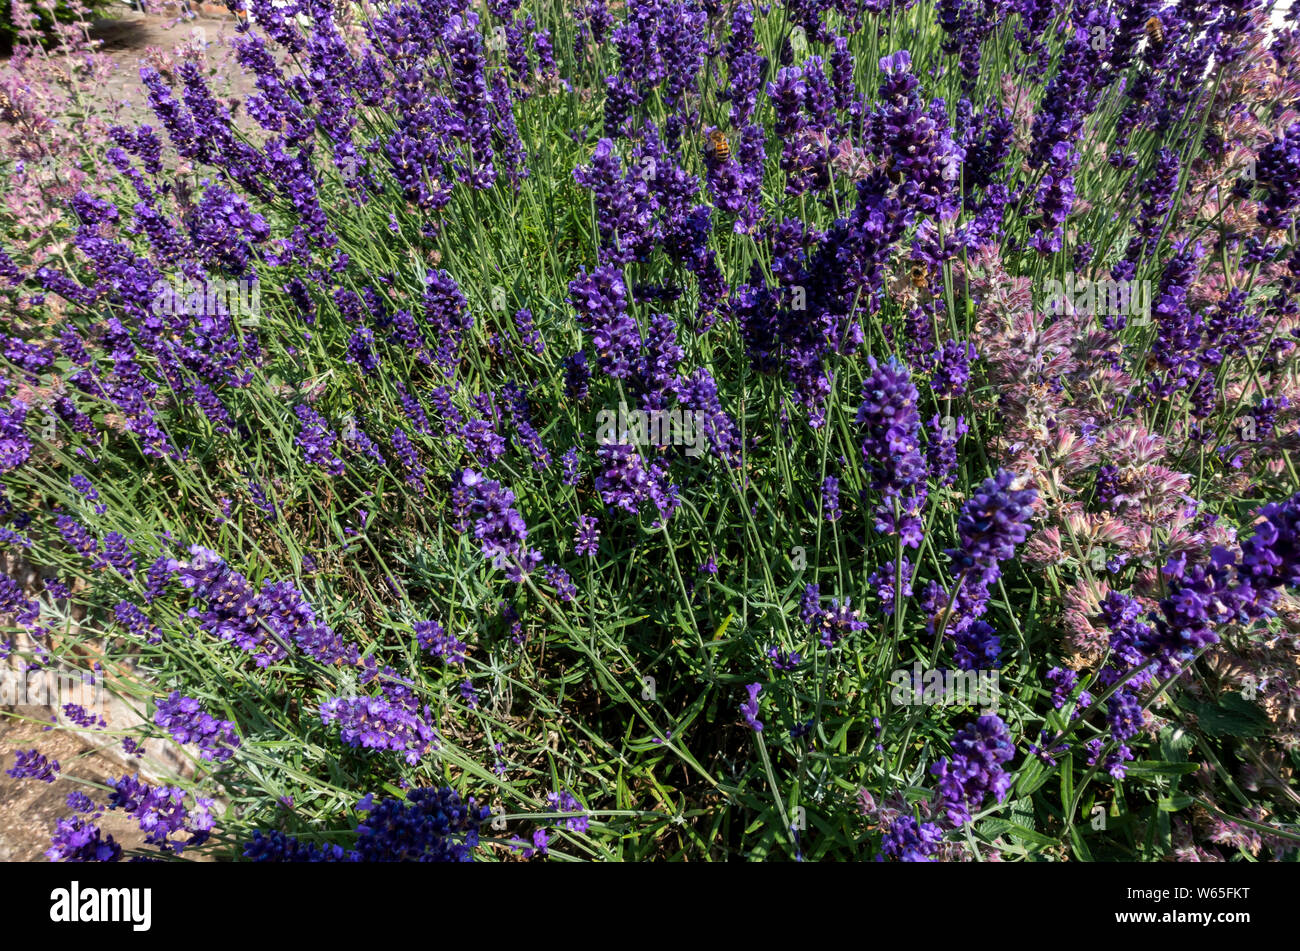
[0,718,146,861]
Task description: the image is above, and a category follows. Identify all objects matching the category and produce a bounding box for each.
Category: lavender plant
[2,0,1300,862]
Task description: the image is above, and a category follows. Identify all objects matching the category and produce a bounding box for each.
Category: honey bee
[882,153,905,184]
[1145,15,1164,49]
[1206,114,1225,149]
[909,261,930,288]
[704,128,731,163]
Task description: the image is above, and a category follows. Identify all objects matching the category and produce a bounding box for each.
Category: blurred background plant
[1,0,120,52]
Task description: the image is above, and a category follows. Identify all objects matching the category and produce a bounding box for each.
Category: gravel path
[0,719,146,861]
[85,3,261,125]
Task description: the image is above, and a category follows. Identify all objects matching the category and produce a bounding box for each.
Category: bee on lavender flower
[1145,16,1164,49]
[704,128,732,164]
[881,153,906,184]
